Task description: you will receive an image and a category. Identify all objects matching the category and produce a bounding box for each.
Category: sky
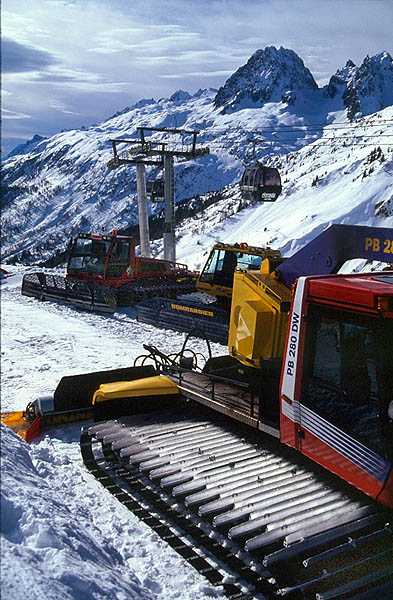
[2,0,393,155]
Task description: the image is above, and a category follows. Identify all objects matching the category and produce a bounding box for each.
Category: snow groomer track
[81,407,393,600]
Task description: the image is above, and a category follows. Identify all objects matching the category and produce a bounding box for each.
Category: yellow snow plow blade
[1,411,42,442]
[92,375,179,404]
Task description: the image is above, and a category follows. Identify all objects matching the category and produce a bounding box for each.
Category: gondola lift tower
[107,128,209,262]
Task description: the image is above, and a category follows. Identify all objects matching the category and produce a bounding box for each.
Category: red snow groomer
[21,231,197,313]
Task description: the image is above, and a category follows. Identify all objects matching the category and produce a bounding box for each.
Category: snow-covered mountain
[1,46,393,265]
[214,46,319,112]
[5,134,47,160]
[342,52,393,119]
[171,108,393,272]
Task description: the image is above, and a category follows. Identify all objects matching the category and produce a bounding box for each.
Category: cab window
[199,249,262,286]
[68,238,110,274]
[199,249,221,283]
[236,252,262,270]
[302,306,392,458]
[106,241,130,278]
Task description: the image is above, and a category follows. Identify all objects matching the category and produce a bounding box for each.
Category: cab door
[298,305,392,500]
[105,239,132,280]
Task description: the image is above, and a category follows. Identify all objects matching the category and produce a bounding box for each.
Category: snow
[1,270,225,600]
[1,94,392,597]
[2,208,392,599]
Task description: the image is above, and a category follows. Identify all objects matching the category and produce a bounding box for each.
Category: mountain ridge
[1,46,392,265]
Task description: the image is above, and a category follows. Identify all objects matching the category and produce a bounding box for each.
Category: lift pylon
[135,163,150,257]
[108,128,209,262]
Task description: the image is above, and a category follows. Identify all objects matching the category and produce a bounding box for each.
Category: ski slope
[1,270,226,600]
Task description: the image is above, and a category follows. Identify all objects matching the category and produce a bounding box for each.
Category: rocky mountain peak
[193,87,218,98]
[345,52,393,119]
[214,46,318,113]
[326,52,393,119]
[325,60,358,99]
[6,134,46,160]
[169,90,192,104]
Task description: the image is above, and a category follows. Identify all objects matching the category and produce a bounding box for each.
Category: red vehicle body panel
[280,272,393,509]
[306,272,393,314]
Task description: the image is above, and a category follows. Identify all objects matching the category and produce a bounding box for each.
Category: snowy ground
[1,269,226,600]
[2,214,392,598]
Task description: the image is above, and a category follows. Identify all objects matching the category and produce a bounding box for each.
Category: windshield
[199,248,263,286]
[68,238,111,275]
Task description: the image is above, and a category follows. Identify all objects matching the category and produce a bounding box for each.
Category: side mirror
[389,401,393,420]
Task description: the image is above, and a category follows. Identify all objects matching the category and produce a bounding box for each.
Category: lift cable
[155,138,393,152]
[199,119,393,133]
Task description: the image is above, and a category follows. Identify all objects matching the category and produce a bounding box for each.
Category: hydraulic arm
[276,224,393,287]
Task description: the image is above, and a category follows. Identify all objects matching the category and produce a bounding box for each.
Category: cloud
[2,37,57,73]
[90,25,204,57]
[14,64,127,94]
[47,100,80,115]
[2,108,31,120]
[2,0,392,147]
[161,70,233,79]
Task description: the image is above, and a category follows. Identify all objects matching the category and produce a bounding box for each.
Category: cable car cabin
[197,242,282,301]
[240,165,282,202]
[281,272,393,508]
[67,232,186,288]
[146,180,164,202]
